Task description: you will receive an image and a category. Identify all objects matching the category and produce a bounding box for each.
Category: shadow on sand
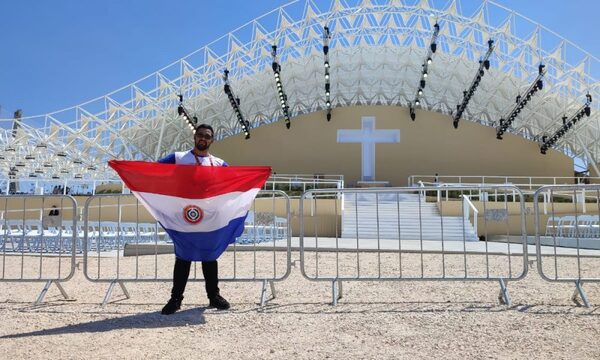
[0,308,206,339]
[255,300,600,316]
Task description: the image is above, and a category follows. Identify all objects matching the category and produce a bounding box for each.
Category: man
[46,205,62,228]
[49,205,60,217]
[159,123,230,314]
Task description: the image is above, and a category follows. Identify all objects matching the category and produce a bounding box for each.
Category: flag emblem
[183,205,203,224]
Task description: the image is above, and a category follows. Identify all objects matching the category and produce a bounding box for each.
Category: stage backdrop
[212,105,573,187]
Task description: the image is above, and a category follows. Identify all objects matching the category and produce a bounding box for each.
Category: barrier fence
[2,186,600,307]
[299,186,528,305]
[82,190,291,306]
[0,194,77,304]
[534,185,600,307]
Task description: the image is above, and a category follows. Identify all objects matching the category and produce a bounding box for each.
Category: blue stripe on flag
[162,215,247,261]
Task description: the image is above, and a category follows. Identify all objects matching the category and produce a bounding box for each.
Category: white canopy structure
[0,0,598,181]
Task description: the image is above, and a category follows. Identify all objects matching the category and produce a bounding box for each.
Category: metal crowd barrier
[0,195,77,304]
[82,191,291,306]
[534,185,600,307]
[300,186,528,305]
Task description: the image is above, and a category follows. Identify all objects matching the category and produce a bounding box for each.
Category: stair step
[342,197,478,242]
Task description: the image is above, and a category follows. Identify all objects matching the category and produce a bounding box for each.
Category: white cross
[337,116,400,181]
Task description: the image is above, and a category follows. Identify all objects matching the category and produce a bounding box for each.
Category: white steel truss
[0,0,598,180]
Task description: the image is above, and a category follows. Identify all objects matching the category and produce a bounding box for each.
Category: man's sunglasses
[195,133,213,140]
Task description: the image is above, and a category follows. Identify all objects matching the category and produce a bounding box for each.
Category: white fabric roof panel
[0,0,598,180]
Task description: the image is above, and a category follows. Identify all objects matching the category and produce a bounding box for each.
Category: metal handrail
[462,195,479,236]
[409,175,598,188]
[0,174,345,196]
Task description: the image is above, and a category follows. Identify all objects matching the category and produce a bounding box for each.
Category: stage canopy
[1,0,598,180]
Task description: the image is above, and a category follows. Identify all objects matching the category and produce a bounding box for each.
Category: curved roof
[1,0,598,180]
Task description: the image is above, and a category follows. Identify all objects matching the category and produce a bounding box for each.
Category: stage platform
[122,236,600,257]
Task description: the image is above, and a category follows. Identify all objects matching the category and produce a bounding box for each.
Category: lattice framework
[1,0,598,180]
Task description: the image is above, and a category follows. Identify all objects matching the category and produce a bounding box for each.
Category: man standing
[159,123,230,314]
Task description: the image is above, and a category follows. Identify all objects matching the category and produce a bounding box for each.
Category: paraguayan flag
[108,160,271,261]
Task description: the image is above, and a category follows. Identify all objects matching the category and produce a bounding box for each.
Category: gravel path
[1,252,599,359]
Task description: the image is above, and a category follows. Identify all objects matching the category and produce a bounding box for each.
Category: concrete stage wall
[212,105,573,187]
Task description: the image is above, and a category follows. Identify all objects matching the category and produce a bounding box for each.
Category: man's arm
[158,153,176,164]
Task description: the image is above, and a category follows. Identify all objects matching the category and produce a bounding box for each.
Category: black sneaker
[209,294,230,310]
[161,296,183,315]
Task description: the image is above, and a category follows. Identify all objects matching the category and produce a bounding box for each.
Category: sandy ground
[1,250,600,359]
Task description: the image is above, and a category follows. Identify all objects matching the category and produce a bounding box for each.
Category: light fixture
[496,64,546,139]
[176,95,197,133]
[272,45,292,129]
[453,39,495,129]
[540,95,593,154]
[323,25,332,121]
[409,24,439,121]
[223,69,250,139]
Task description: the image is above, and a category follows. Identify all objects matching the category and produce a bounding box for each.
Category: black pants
[171,257,219,299]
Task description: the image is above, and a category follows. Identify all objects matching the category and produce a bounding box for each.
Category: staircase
[341,192,479,241]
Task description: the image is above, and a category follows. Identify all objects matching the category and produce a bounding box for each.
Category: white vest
[174,151,226,166]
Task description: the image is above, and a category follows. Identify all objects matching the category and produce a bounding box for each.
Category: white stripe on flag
[132,188,260,232]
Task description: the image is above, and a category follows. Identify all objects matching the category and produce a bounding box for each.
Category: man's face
[194,128,214,151]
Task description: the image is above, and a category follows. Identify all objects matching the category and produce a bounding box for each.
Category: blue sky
[0,0,598,119]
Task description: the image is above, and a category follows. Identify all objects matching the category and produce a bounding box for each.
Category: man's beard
[196,143,209,151]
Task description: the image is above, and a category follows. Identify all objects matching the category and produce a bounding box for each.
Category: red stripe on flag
[109,160,271,199]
